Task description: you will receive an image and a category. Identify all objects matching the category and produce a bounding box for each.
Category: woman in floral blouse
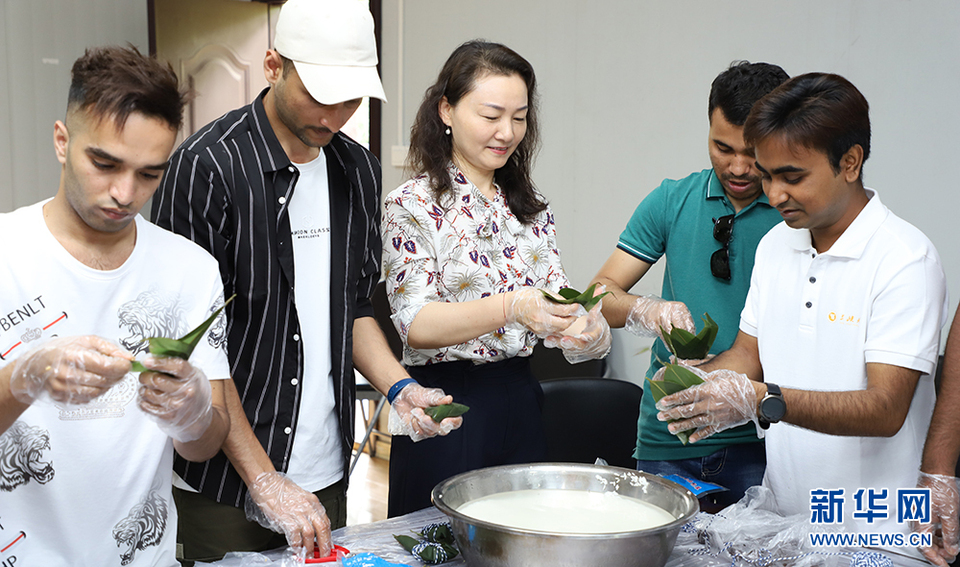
[382,40,612,516]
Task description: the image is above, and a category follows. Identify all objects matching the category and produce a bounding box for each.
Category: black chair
[539,377,642,469]
[529,343,606,381]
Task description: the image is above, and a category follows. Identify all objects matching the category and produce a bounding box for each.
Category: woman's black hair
[407,40,546,224]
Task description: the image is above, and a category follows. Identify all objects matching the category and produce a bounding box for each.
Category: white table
[199,506,930,567]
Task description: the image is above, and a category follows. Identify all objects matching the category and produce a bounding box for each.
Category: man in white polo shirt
[655,72,948,552]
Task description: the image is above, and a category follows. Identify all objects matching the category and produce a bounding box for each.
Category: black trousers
[387,357,547,517]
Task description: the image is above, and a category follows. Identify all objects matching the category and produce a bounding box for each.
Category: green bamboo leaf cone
[130,294,236,372]
[423,402,470,423]
[540,283,611,311]
[649,314,717,444]
[660,312,718,360]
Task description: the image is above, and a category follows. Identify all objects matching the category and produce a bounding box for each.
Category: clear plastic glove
[388,383,462,443]
[624,295,695,340]
[916,471,960,566]
[655,368,760,443]
[245,471,331,557]
[505,288,580,337]
[137,355,213,443]
[543,292,612,364]
[9,335,133,406]
[650,354,716,381]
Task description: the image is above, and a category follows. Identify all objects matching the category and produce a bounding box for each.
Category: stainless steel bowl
[432,463,698,567]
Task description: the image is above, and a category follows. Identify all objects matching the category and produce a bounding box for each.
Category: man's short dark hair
[68,45,186,131]
[708,61,790,126]
[743,72,871,176]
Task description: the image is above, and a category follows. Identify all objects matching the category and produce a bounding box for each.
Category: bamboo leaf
[659,326,676,355]
[662,364,705,389]
[645,377,687,403]
[662,312,720,360]
[651,364,705,445]
[581,290,611,312]
[176,294,236,356]
[147,336,193,359]
[130,294,235,371]
[540,283,610,310]
[423,403,470,422]
[557,287,582,300]
[701,312,719,350]
[670,327,697,343]
[418,523,455,545]
[393,534,419,553]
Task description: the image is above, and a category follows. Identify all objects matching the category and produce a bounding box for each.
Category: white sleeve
[863,252,947,375]
[738,233,768,339]
[187,266,232,382]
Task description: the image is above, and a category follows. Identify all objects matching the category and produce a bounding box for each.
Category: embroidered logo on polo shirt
[828,312,861,326]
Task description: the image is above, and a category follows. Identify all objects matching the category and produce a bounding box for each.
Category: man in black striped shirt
[152,0,460,563]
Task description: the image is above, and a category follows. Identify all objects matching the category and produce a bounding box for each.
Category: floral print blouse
[382,166,570,366]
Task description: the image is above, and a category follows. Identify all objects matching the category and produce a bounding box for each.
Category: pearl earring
[445,127,451,135]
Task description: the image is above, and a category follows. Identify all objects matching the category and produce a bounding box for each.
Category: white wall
[380,0,960,382]
[1,1,956,381]
[0,0,149,212]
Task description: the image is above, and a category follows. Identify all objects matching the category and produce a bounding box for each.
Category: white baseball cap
[274,0,387,104]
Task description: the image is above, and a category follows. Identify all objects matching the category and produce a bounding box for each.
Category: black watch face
[761,397,786,422]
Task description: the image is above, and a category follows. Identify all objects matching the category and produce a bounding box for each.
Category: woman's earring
[445,127,451,135]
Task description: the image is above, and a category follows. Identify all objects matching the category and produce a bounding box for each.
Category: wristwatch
[758,383,786,429]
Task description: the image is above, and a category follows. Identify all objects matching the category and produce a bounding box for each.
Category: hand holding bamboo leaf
[133,295,234,442]
[624,295,695,340]
[8,336,133,406]
[505,287,580,337]
[137,355,213,442]
[423,402,470,422]
[646,312,719,443]
[542,287,613,364]
[388,382,463,441]
[647,364,706,444]
[539,283,611,311]
[655,368,760,444]
[130,294,235,372]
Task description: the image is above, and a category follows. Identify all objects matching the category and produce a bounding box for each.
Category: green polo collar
[704,169,772,214]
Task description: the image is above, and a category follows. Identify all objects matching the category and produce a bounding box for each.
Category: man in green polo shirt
[591,61,788,511]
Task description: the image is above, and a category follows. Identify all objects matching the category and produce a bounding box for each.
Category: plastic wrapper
[196,509,465,566]
[194,548,306,567]
[666,486,899,567]
[198,488,922,567]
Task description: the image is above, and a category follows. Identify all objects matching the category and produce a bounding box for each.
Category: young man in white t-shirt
[0,46,230,566]
[655,73,947,557]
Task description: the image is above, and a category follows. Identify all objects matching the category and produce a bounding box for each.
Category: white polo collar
[784,188,886,259]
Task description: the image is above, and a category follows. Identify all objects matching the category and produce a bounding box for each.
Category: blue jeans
[636,442,766,512]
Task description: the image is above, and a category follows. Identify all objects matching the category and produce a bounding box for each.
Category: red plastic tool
[305,544,350,563]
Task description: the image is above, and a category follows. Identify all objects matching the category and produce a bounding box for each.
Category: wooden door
[152,0,278,142]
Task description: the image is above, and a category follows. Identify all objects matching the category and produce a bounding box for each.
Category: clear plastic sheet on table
[195,485,929,567]
[665,486,922,567]
[195,508,464,567]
